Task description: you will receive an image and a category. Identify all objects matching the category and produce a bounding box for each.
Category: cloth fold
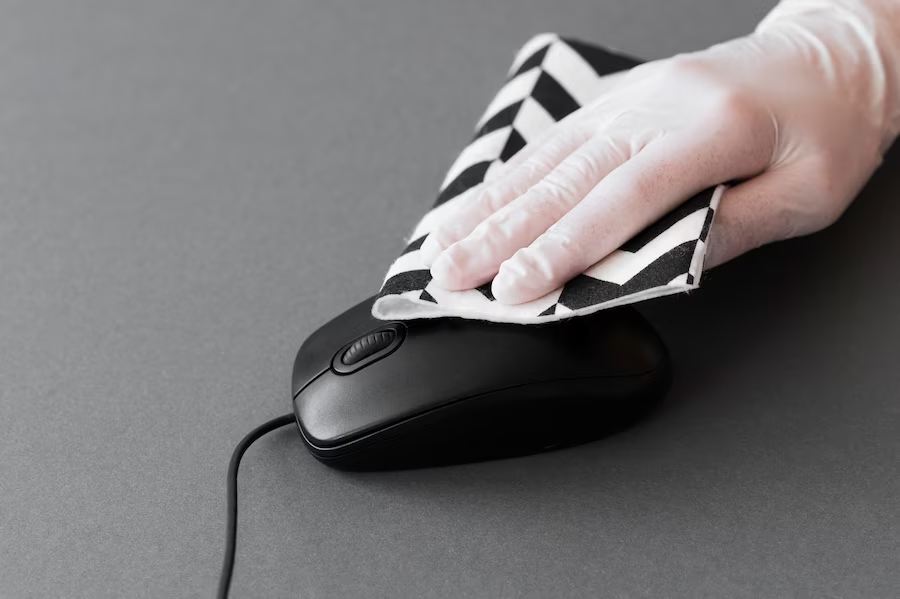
[373,33,724,324]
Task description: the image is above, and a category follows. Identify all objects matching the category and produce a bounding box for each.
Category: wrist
[756,0,900,152]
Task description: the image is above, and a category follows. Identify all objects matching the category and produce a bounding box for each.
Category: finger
[420,125,591,266]
[495,113,582,173]
[498,71,629,174]
[490,136,732,304]
[430,135,633,290]
[704,164,827,268]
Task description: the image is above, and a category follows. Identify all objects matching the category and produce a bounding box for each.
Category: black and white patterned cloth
[373,33,724,324]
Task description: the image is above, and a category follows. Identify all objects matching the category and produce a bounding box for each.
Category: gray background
[2,0,898,597]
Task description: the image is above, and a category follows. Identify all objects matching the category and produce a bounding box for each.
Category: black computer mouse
[291,296,671,470]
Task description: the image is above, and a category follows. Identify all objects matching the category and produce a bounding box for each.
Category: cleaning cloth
[373,33,724,324]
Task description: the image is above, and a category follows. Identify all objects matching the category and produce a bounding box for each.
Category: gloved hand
[420,0,900,305]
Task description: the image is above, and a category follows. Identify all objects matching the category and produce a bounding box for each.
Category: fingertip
[489,274,520,305]
[430,246,470,291]
[490,255,535,305]
[429,251,454,287]
[493,232,583,304]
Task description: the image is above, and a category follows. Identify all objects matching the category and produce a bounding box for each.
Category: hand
[420,6,896,305]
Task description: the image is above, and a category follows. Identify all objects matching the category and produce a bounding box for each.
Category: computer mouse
[291,296,671,470]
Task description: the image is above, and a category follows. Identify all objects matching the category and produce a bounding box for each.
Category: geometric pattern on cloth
[373,33,724,324]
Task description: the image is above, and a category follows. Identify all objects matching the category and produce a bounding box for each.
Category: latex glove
[420,0,900,305]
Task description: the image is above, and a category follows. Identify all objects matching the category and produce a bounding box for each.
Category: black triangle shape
[560,38,642,76]
[434,161,491,207]
[530,71,580,122]
[538,304,557,317]
[620,188,715,253]
[558,240,697,310]
[500,128,527,162]
[475,100,523,139]
[379,269,433,297]
[401,234,428,255]
[510,43,551,78]
[475,282,495,301]
[558,276,622,310]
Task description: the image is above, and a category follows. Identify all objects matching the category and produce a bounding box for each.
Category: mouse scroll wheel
[341,330,397,365]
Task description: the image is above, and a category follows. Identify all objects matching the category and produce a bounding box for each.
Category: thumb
[704,165,828,269]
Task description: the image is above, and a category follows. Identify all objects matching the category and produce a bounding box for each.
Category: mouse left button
[332,323,406,374]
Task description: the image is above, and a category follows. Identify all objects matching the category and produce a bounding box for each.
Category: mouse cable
[218,413,296,599]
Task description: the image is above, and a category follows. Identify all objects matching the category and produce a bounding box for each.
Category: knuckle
[771,196,841,242]
[540,226,584,261]
[530,177,577,211]
[444,240,472,266]
[477,185,508,214]
[663,54,716,82]
[471,215,507,243]
[526,152,555,175]
[429,224,453,248]
[794,165,834,205]
[619,168,658,205]
[799,156,847,228]
[515,159,546,186]
[440,222,470,246]
[709,88,759,125]
[601,135,634,163]
[773,204,820,240]
[560,151,601,181]
[655,56,764,125]
[818,202,847,229]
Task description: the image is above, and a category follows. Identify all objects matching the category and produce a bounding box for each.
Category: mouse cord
[218,413,296,599]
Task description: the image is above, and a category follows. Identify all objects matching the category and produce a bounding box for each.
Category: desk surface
[3,1,899,597]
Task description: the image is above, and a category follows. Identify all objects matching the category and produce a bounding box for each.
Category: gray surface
[2,0,898,597]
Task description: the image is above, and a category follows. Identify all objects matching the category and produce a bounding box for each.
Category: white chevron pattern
[373,34,723,324]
